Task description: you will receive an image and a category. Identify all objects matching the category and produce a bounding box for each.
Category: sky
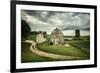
[21,10,90,36]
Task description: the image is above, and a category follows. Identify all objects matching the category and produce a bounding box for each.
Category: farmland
[21,34,90,63]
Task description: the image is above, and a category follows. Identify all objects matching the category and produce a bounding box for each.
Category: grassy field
[27,34,36,41]
[68,40,90,54]
[21,42,55,63]
[37,41,89,59]
[21,34,90,63]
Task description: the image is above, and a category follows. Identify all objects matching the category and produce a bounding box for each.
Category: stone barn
[50,28,64,45]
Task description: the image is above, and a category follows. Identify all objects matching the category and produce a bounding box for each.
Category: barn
[36,31,46,43]
[50,28,64,45]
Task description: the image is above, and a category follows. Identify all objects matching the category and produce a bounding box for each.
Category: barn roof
[51,28,62,34]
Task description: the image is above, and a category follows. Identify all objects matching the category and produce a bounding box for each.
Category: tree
[21,20,31,40]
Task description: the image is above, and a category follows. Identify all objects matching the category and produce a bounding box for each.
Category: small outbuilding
[36,32,46,43]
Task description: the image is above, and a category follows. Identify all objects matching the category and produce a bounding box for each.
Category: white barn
[50,28,64,45]
[36,32,46,43]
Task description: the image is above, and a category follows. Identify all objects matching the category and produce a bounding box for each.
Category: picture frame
[10,1,97,72]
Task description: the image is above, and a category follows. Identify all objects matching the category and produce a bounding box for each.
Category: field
[21,34,90,63]
[21,42,55,63]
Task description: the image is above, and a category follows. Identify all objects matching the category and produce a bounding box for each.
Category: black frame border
[10,1,97,73]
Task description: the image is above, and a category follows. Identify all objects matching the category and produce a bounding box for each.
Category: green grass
[27,34,36,41]
[68,40,90,49]
[68,40,90,55]
[37,41,89,59]
[21,42,55,63]
[21,35,90,62]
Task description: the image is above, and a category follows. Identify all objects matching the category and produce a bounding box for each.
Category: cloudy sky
[21,10,90,36]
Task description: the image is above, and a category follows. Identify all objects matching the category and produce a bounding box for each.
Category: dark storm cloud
[21,10,90,34]
[72,12,90,17]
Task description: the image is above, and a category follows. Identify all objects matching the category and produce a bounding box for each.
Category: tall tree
[21,20,31,40]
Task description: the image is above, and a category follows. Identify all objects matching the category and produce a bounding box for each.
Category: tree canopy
[21,20,31,40]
